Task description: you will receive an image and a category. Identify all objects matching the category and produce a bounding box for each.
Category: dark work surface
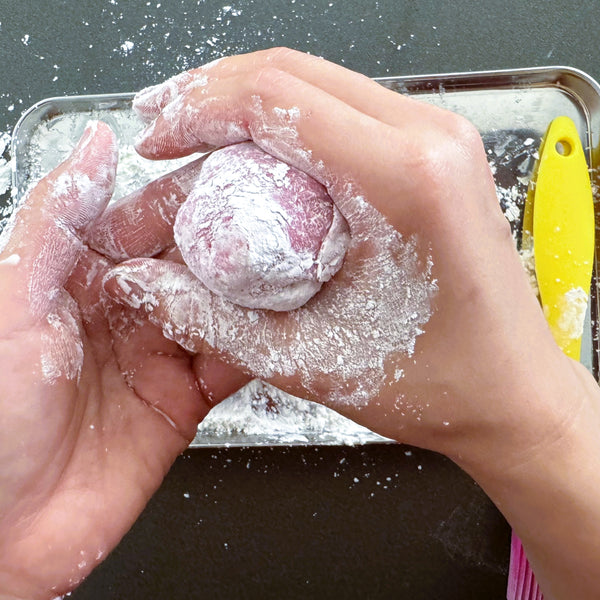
[2,1,600,598]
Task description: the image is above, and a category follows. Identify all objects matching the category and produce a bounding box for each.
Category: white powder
[0,253,20,266]
[0,131,11,196]
[40,301,84,385]
[15,110,197,205]
[174,142,350,311]
[555,287,588,341]
[128,96,438,408]
[115,182,437,408]
[518,245,538,298]
[0,159,10,196]
[195,379,390,445]
[6,106,401,444]
[8,93,586,445]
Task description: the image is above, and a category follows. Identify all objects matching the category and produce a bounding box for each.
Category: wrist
[455,359,600,599]
[450,348,593,479]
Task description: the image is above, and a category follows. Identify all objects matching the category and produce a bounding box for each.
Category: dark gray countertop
[2,1,599,598]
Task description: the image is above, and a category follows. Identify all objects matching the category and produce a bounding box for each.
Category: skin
[1,48,599,599]
[0,123,240,599]
[113,49,600,599]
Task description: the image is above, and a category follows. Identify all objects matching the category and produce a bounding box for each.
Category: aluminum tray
[8,66,600,447]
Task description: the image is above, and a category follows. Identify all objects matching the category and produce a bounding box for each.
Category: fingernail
[103,268,152,310]
[73,120,99,153]
[134,119,158,153]
[132,83,166,118]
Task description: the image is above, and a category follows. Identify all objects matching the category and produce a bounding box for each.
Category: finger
[107,306,211,442]
[192,354,252,406]
[68,251,210,441]
[103,258,295,390]
[0,121,118,321]
[67,249,237,439]
[65,248,114,325]
[156,246,183,262]
[133,47,426,130]
[133,65,218,123]
[133,68,395,186]
[133,66,482,237]
[86,156,207,262]
[102,238,436,417]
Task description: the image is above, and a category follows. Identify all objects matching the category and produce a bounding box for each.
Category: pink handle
[507,532,543,600]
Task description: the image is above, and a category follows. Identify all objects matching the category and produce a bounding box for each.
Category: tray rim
[12,64,600,153]
[13,64,600,190]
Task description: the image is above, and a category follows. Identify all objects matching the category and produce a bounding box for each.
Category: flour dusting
[0,253,20,266]
[8,83,593,444]
[0,131,11,205]
[555,287,588,340]
[112,181,437,408]
[196,379,390,445]
[40,300,84,385]
[174,141,350,311]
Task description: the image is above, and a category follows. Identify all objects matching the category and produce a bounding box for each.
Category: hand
[0,123,243,599]
[101,49,600,600]
[104,47,584,467]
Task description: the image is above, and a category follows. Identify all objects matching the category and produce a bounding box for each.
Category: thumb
[0,121,118,321]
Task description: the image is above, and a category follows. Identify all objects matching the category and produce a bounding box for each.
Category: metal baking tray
[7,66,600,447]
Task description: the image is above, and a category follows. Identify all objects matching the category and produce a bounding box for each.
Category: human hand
[105,48,589,472]
[0,123,242,599]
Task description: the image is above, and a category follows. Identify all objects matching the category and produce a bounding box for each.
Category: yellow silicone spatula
[530,115,595,360]
[509,116,595,600]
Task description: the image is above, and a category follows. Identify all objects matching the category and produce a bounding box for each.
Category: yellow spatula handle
[533,116,595,360]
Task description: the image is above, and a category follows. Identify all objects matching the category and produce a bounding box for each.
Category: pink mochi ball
[174,142,350,311]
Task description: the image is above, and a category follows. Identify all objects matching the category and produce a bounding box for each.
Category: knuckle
[260,46,300,64]
[447,113,485,161]
[249,65,292,101]
[396,114,496,228]
[409,115,485,188]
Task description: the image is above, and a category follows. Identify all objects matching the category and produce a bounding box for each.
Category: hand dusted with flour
[0,122,235,599]
[118,49,564,458]
[122,51,600,600]
[174,141,350,311]
[0,121,118,380]
[108,55,439,409]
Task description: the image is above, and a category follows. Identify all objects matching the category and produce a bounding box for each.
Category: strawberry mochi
[174,142,350,311]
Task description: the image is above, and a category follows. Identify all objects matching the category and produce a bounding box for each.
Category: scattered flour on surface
[16,110,197,203]
[0,131,11,196]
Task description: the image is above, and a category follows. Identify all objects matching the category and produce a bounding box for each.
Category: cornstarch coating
[174,141,351,311]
